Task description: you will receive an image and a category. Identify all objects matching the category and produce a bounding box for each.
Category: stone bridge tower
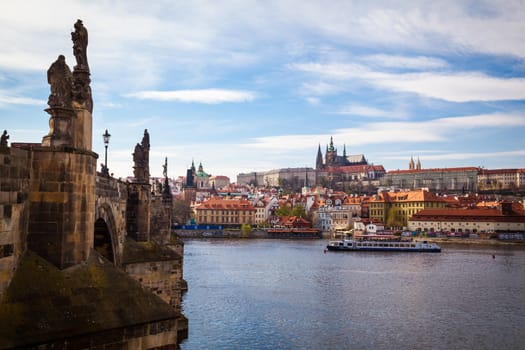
[27,19,96,269]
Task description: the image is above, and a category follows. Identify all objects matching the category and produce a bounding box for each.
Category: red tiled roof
[369,190,444,203]
[387,167,479,174]
[327,164,386,173]
[196,198,255,211]
[410,207,525,222]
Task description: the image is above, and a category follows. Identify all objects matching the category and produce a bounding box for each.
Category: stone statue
[47,55,73,108]
[142,129,150,150]
[71,19,88,71]
[163,157,168,178]
[0,130,9,147]
[133,143,145,167]
[133,130,151,181]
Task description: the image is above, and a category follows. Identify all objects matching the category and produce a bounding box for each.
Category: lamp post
[102,129,111,176]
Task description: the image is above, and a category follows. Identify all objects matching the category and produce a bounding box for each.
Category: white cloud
[126,89,256,104]
[338,104,403,119]
[245,112,525,150]
[292,62,525,102]
[377,72,525,102]
[360,54,448,70]
[0,91,45,107]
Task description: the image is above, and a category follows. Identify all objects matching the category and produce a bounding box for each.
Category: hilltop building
[477,168,525,191]
[382,158,479,192]
[315,137,385,191]
[316,136,367,169]
[236,137,385,193]
[237,167,317,191]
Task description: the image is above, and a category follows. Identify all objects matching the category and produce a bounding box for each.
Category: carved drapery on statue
[71,19,92,113]
[133,129,151,182]
[42,55,75,147]
[42,19,94,148]
[72,19,89,71]
[47,55,73,109]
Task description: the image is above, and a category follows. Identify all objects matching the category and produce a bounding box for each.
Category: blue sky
[1,1,524,181]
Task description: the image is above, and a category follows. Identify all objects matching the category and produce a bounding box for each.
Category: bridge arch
[94,203,120,265]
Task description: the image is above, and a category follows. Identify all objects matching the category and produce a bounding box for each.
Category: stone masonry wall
[95,174,128,265]
[150,195,172,244]
[127,182,151,242]
[0,146,29,298]
[27,146,97,269]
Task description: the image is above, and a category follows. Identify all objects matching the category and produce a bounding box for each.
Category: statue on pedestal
[71,19,89,71]
[47,55,73,109]
[0,130,9,147]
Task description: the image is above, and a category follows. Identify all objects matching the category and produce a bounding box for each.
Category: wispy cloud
[292,62,525,102]
[126,89,256,104]
[376,72,525,102]
[0,91,45,107]
[360,54,449,70]
[245,112,525,150]
[338,104,406,119]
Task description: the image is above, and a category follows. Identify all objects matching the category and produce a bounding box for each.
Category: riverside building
[408,202,525,234]
[195,198,256,226]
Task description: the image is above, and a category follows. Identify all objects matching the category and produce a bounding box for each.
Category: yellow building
[368,190,446,228]
[195,198,255,226]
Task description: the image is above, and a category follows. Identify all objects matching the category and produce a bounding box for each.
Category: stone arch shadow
[94,203,120,265]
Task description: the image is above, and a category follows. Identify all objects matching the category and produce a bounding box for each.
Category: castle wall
[0,146,29,298]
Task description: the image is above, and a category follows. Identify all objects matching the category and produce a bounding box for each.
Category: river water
[179,239,525,350]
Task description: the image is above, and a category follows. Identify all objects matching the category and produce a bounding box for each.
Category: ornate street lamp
[102,129,111,176]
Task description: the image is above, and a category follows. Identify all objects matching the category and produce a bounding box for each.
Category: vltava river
[180,239,525,350]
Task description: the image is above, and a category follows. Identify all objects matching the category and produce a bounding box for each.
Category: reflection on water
[180,240,525,350]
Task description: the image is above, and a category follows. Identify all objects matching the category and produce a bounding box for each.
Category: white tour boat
[326,238,441,252]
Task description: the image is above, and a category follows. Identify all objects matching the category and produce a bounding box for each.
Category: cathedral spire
[409,156,415,170]
[329,136,335,151]
[316,143,323,170]
[343,144,347,157]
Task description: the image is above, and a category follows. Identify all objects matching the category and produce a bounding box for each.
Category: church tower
[409,156,415,170]
[325,136,337,166]
[316,144,323,170]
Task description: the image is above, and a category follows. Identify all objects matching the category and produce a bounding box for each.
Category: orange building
[368,189,446,228]
[195,198,255,226]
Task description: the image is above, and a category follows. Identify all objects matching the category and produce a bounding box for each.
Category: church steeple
[409,156,415,170]
[316,144,323,170]
[328,136,335,151]
[305,168,310,187]
[343,144,347,157]
[416,157,421,170]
